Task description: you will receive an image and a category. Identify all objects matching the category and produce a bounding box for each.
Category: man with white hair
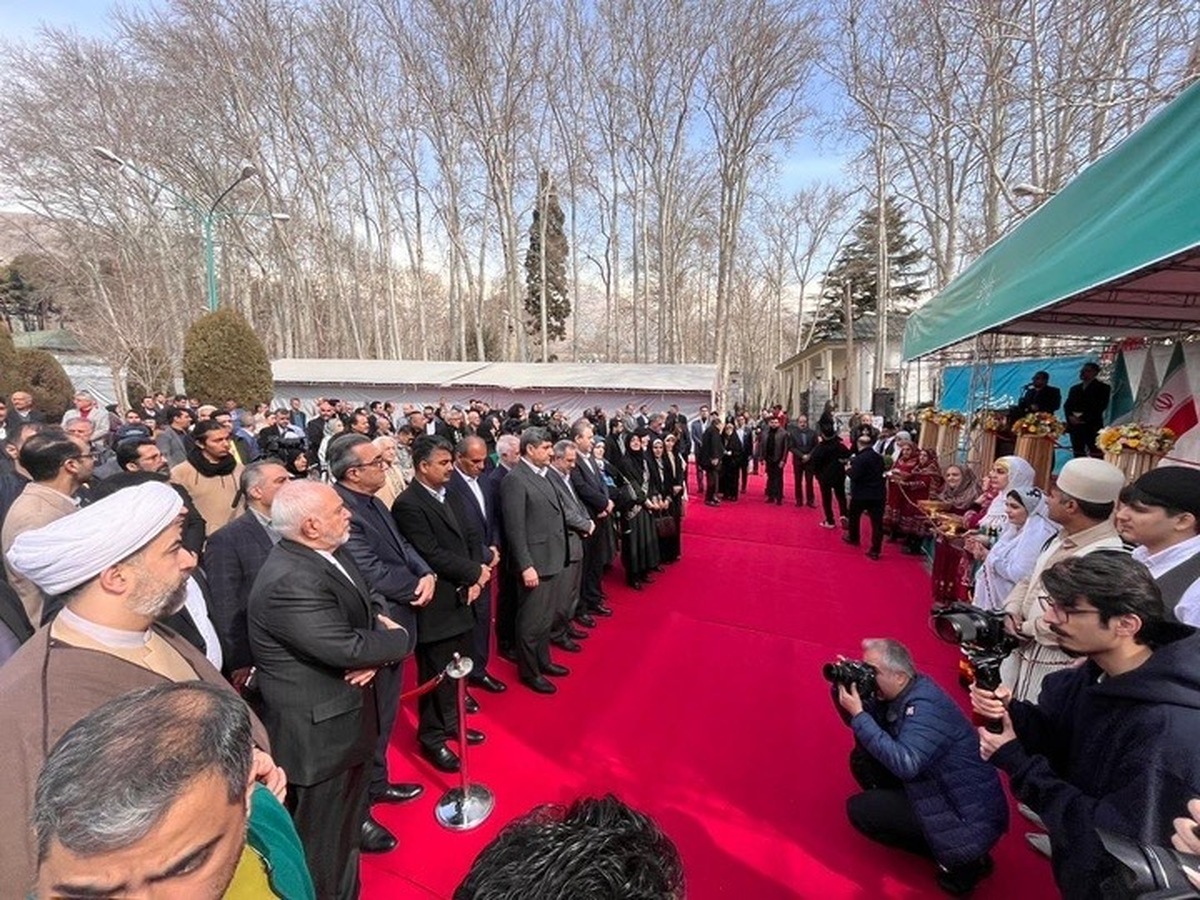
[60,391,112,435]
[248,480,412,898]
[0,481,282,890]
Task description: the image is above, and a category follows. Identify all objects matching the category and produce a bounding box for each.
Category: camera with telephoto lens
[822,659,878,696]
[1097,828,1200,899]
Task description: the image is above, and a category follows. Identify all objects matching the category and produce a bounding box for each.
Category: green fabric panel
[246,783,316,900]
[903,79,1200,360]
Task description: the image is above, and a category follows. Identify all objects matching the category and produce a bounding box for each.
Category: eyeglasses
[351,457,389,471]
[1044,600,1103,622]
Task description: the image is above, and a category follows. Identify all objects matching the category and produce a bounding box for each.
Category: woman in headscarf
[883,441,920,537]
[888,446,945,554]
[372,435,408,511]
[970,486,1058,612]
[717,421,744,500]
[612,430,662,590]
[930,464,983,603]
[956,456,1037,600]
[648,435,683,563]
[591,438,618,568]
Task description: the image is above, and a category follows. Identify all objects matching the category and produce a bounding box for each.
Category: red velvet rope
[397,671,446,702]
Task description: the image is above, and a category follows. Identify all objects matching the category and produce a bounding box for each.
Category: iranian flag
[1143,342,1198,438]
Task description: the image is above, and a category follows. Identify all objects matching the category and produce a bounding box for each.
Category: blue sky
[0,0,139,40]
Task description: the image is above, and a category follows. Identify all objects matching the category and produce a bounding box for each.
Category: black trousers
[694,461,706,495]
[549,559,582,640]
[846,746,930,857]
[368,660,402,801]
[819,478,847,525]
[579,529,606,609]
[417,630,472,751]
[765,461,785,500]
[739,459,750,492]
[792,460,815,505]
[1068,424,1101,458]
[495,562,518,653]
[848,498,885,553]
[703,467,719,503]
[289,762,371,900]
[469,583,492,675]
[516,574,557,680]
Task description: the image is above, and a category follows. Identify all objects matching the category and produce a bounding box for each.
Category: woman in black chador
[647,435,683,563]
[610,429,662,590]
[717,421,744,500]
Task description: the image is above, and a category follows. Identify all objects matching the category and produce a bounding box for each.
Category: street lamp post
[92,147,288,312]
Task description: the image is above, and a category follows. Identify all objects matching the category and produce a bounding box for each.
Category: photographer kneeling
[833,638,1008,895]
[972,551,1200,900]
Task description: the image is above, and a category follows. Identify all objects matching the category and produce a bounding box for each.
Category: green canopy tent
[903,78,1200,361]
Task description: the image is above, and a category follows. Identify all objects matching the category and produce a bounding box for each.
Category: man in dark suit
[570,419,614,622]
[736,415,756,492]
[689,406,710,494]
[288,396,308,429]
[248,480,411,899]
[1063,362,1112,458]
[329,434,431,852]
[787,414,818,507]
[203,459,290,688]
[761,416,789,504]
[447,435,507,695]
[392,435,491,773]
[305,398,339,468]
[484,433,521,660]
[699,416,724,507]
[1015,370,1063,419]
[500,427,569,694]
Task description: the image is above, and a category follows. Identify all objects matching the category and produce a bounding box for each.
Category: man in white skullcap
[1001,456,1129,705]
[0,481,284,891]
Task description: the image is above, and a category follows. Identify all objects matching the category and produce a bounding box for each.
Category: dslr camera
[823,659,878,696]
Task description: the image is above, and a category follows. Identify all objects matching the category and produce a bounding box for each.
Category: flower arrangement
[1012,412,1065,438]
[1096,424,1176,455]
[972,410,1008,433]
[918,408,967,428]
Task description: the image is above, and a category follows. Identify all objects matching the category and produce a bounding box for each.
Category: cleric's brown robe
[0,623,270,893]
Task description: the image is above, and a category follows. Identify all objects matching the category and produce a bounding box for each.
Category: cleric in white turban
[0,480,278,889]
[7,481,184,597]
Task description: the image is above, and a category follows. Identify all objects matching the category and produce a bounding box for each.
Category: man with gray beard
[0,480,283,891]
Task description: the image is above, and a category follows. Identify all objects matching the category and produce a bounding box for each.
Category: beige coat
[170,460,244,536]
[0,484,78,624]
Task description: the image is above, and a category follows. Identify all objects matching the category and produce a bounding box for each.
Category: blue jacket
[851,674,1008,867]
[993,623,1200,900]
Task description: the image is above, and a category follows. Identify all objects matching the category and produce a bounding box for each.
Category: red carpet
[362,471,1061,899]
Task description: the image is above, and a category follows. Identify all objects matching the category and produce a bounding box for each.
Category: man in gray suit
[500,427,569,694]
[689,405,710,494]
[547,440,594,654]
[156,407,193,468]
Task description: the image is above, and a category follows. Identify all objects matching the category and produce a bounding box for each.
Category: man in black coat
[845,434,886,559]
[393,435,491,772]
[447,435,507,695]
[1063,362,1112,458]
[203,460,289,687]
[1015,370,1063,418]
[786,414,818,507]
[570,419,614,621]
[699,417,724,507]
[247,480,411,900]
[330,434,432,852]
[761,416,789,505]
[500,427,569,694]
[547,440,595,652]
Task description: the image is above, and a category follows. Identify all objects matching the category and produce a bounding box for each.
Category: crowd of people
[0,387,703,899]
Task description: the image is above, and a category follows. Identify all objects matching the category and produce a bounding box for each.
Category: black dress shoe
[574,612,597,628]
[642,575,656,585]
[361,816,398,853]
[464,728,486,746]
[866,550,881,561]
[375,782,424,804]
[497,646,517,662]
[421,743,461,773]
[543,662,570,677]
[566,624,589,639]
[590,604,614,617]
[629,580,644,591]
[470,672,508,693]
[551,636,582,653]
[522,675,557,694]
[842,535,859,546]
[464,693,480,714]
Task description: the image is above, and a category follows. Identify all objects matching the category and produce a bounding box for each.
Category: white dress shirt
[1133,534,1200,625]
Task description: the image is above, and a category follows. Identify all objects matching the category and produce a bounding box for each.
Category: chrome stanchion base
[435,783,495,831]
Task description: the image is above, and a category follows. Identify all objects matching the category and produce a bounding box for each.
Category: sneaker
[819,521,836,529]
[1025,832,1052,858]
[1018,803,1045,828]
[936,853,994,895]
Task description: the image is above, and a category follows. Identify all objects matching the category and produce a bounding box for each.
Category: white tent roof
[271,359,717,394]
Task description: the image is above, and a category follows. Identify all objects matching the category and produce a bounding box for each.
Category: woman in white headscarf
[957,456,1037,600]
[970,486,1059,611]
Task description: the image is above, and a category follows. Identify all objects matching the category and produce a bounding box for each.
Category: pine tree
[182,309,274,408]
[523,169,571,355]
[813,197,926,343]
[15,349,74,420]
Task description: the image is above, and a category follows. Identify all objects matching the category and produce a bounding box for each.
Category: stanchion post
[435,653,495,831]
